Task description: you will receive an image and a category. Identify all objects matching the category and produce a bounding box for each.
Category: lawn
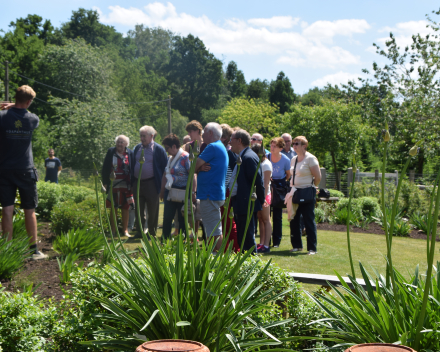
[127,205,439,283]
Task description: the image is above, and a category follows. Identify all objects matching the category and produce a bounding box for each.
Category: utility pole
[5,61,9,102]
[167,95,172,134]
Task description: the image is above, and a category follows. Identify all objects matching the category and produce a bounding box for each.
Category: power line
[2,64,171,104]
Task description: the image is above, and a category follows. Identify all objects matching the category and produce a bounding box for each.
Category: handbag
[291,158,316,204]
[168,188,186,203]
[318,188,331,198]
[271,179,290,208]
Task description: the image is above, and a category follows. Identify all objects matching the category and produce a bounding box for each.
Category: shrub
[0,219,33,279]
[316,202,337,223]
[335,198,363,220]
[329,189,345,198]
[315,207,326,223]
[53,227,105,257]
[357,197,381,218]
[0,291,58,352]
[410,212,429,234]
[51,198,107,235]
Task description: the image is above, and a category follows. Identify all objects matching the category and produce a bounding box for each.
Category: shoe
[256,244,263,250]
[31,250,48,260]
[290,248,303,252]
[124,232,133,238]
[308,250,317,255]
[273,244,279,248]
[258,246,270,254]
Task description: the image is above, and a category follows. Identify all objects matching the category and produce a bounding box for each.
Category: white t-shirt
[261,159,273,195]
[290,152,319,189]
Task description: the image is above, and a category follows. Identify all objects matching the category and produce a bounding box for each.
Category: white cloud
[96,2,370,68]
[376,20,432,49]
[247,16,299,29]
[311,71,362,87]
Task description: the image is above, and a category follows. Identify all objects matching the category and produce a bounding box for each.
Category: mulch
[1,221,438,301]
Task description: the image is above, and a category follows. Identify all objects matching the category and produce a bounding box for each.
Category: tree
[285,100,375,190]
[269,71,296,114]
[246,79,269,101]
[167,34,224,121]
[218,98,280,143]
[225,61,247,98]
[155,110,189,142]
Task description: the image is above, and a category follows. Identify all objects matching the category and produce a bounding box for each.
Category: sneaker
[308,250,317,255]
[290,248,303,252]
[124,232,133,238]
[273,244,279,248]
[256,244,263,250]
[258,246,270,254]
[31,250,48,260]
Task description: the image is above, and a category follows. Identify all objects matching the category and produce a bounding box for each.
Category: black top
[102,147,134,188]
[0,108,39,169]
[45,157,62,182]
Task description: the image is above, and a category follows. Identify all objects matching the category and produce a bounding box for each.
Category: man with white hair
[281,133,296,160]
[251,133,269,154]
[195,122,228,252]
[131,125,167,239]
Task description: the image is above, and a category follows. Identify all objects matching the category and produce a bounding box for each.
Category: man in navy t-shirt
[0,85,47,259]
[44,149,62,183]
[195,122,228,252]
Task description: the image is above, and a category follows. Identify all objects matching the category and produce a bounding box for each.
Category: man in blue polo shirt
[44,149,62,183]
[195,122,228,252]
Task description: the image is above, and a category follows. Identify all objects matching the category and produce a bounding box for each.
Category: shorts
[199,199,224,237]
[0,169,38,209]
[265,193,272,205]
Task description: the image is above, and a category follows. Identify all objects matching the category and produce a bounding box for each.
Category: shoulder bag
[291,158,316,204]
[269,153,291,208]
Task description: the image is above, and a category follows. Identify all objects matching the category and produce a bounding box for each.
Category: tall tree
[246,79,269,100]
[167,34,223,121]
[269,71,296,114]
[225,61,247,98]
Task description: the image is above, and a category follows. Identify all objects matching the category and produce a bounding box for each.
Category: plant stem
[136,149,145,236]
[414,168,440,351]
[93,169,111,255]
[381,142,392,287]
[109,178,125,251]
[346,167,356,279]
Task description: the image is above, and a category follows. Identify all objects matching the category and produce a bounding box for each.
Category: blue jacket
[132,142,167,194]
[231,147,265,215]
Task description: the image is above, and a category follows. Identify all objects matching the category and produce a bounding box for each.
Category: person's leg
[262,206,272,248]
[1,205,14,241]
[134,181,147,235]
[257,211,265,245]
[290,205,304,250]
[199,199,223,251]
[303,201,317,252]
[162,190,175,241]
[144,179,159,237]
[128,209,135,231]
[272,207,282,246]
[173,211,179,235]
[23,208,38,246]
[236,213,256,253]
[121,208,129,234]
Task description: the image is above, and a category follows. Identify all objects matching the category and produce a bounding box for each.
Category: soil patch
[317,222,440,241]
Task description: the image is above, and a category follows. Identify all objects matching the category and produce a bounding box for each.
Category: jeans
[162,189,186,240]
[290,199,317,252]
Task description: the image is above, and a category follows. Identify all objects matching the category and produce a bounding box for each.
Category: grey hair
[139,125,157,137]
[205,122,222,141]
[115,135,130,147]
[234,129,251,146]
[281,133,292,141]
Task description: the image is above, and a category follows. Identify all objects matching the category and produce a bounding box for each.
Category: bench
[288,272,376,291]
[316,197,339,204]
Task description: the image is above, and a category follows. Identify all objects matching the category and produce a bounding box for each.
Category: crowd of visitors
[0,85,322,258]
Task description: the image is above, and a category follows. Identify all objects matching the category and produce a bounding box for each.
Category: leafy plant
[80,235,294,352]
[0,219,33,279]
[57,252,84,284]
[373,206,410,236]
[315,207,326,223]
[53,227,105,257]
[393,218,412,237]
[333,207,360,225]
[304,263,440,351]
[410,212,430,234]
[329,189,345,198]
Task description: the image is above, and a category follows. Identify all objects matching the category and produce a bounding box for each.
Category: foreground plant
[81,233,293,351]
[53,227,105,257]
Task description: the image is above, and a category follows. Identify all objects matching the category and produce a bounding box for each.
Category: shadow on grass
[259,250,309,257]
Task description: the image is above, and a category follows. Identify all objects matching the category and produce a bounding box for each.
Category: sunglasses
[292,142,302,146]
[251,137,261,141]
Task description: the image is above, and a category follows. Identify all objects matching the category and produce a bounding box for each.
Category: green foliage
[0,291,58,352]
[57,252,84,284]
[53,227,105,257]
[268,71,296,114]
[329,189,345,198]
[246,79,269,100]
[315,207,326,223]
[306,263,440,351]
[0,219,33,279]
[315,202,337,223]
[335,198,363,220]
[357,197,381,218]
[50,198,106,235]
[226,61,247,98]
[218,98,281,142]
[36,181,95,219]
[410,212,430,234]
[155,110,189,141]
[374,206,411,237]
[334,197,380,225]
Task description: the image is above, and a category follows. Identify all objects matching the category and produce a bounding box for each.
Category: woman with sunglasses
[268,137,291,248]
[290,136,321,255]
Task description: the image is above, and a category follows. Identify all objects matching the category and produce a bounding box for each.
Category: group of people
[0,85,321,260]
[103,119,321,255]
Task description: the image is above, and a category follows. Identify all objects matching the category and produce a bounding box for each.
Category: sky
[2,0,439,94]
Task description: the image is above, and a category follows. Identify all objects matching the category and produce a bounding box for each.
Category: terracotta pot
[136,339,210,352]
[344,343,416,352]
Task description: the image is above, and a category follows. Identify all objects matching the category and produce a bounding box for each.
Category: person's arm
[285,169,291,181]
[195,157,206,173]
[310,165,321,187]
[0,103,14,110]
[57,161,62,177]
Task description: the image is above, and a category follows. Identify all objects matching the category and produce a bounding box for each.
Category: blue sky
[2,0,439,94]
